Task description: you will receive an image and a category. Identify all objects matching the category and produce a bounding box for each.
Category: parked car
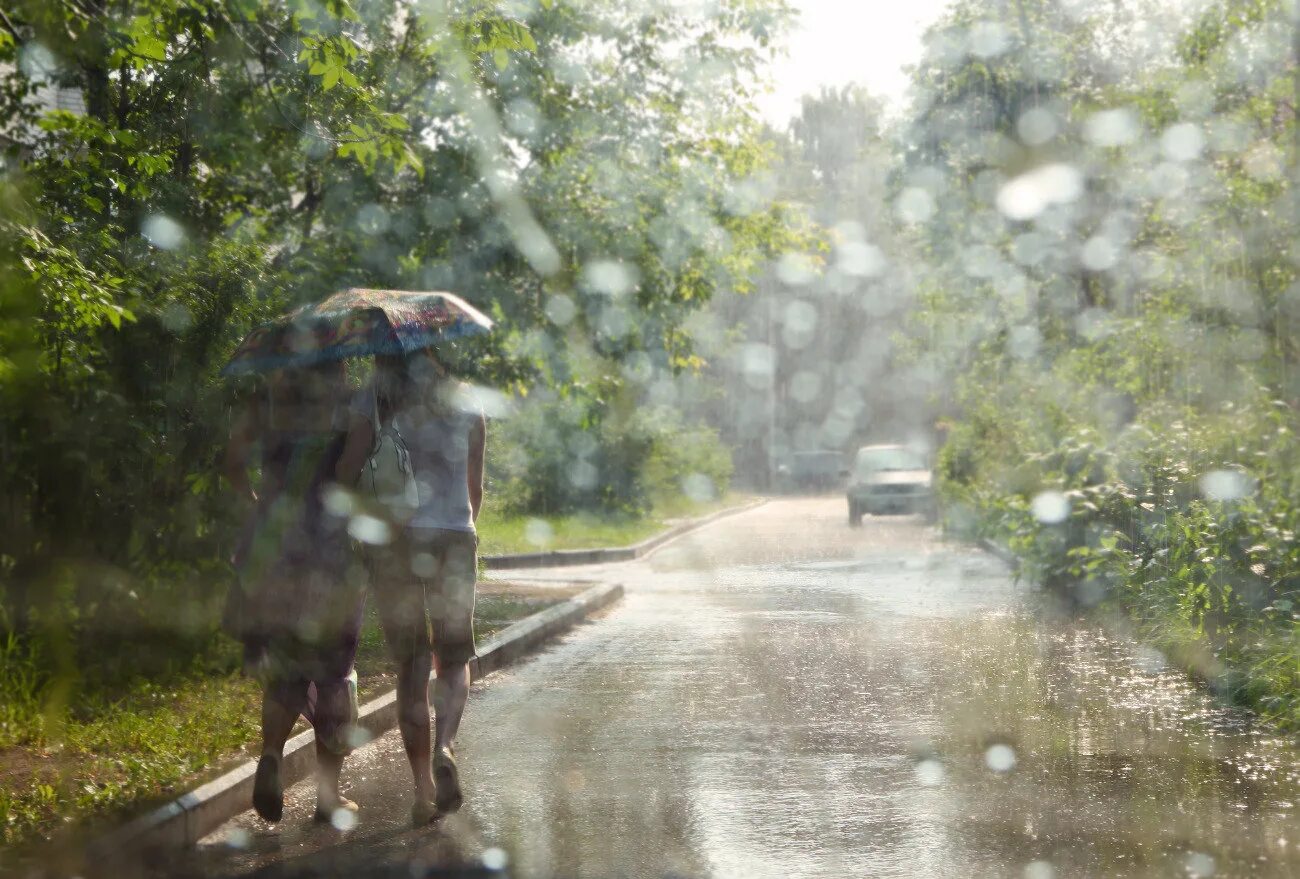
[846,444,934,525]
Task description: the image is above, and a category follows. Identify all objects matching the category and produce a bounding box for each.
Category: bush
[487,395,731,517]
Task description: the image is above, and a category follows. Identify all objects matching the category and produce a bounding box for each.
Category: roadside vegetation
[0,0,789,851]
[892,0,1300,731]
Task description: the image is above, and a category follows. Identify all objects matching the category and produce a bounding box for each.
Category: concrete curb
[90,582,624,859]
[482,498,768,570]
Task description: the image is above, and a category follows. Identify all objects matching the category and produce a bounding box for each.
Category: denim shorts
[368,528,477,665]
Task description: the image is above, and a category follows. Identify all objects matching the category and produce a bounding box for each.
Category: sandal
[253,754,284,823]
[433,747,463,814]
[411,798,439,826]
[314,796,359,825]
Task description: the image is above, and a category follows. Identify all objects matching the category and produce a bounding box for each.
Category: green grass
[0,590,562,851]
[0,492,762,849]
[475,492,755,557]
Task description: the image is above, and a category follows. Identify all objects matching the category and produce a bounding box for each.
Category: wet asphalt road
[178,497,1299,879]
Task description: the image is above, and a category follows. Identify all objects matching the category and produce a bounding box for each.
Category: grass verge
[476,492,756,557]
[0,585,570,852]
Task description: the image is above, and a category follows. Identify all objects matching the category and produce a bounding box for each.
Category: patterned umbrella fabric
[221,289,493,376]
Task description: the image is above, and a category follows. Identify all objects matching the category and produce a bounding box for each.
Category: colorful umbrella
[221,289,494,377]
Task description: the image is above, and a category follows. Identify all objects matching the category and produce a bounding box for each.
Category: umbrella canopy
[221,289,493,377]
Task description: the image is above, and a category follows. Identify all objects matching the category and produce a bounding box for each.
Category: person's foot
[411,798,439,826]
[433,747,462,814]
[253,754,283,823]
[314,796,359,825]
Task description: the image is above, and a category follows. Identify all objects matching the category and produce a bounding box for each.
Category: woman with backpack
[336,349,486,824]
[223,361,367,824]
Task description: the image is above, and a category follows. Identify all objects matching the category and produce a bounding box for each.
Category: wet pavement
[170,498,1298,878]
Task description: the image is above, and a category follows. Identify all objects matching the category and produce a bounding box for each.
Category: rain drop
[914,759,945,787]
[1084,108,1140,147]
[1031,491,1070,524]
[525,518,554,548]
[329,807,358,831]
[985,744,1017,773]
[481,848,509,871]
[348,515,392,545]
[1161,123,1205,162]
[1200,469,1253,502]
[142,215,186,250]
[896,187,936,224]
[545,293,577,326]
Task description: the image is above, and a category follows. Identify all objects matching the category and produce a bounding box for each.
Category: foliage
[0,0,793,839]
[903,0,1300,729]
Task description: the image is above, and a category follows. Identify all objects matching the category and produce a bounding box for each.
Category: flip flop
[314,796,359,825]
[253,754,284,823]
[433,747,463,814]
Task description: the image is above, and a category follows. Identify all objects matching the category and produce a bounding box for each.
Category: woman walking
[337,350,486,824]
[224,361,366,824]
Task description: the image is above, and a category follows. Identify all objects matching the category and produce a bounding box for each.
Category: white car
[846,444,934,525]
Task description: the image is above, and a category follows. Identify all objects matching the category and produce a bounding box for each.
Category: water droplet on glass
[1084,108,1140,147]
[1080,235,1122,272]
[348,515,392,545]
[914,759,945,787]
[545,293,576,326]
[1017,107,1059,146]
[355,203,390,235]
[896,187,936,224]
[525,518,554,548]
[1008,325,1041,360]
[19,43,59,81]
[583,260,638,297]
[776,252,816,286]
[682,473,715,503]
[344,724,373,749]
[568,460,598,490]
[997,163,1083,221]
[1161,123,1205,162]
[142,215,186,250]
[481,847,509,871]
[410,551,436,578]
[1185,851,1216,878]
[789,370,823,404]
[1200,469,1252,502]
[1134,646,1167,674]
[968,21,1012,58]
[1031,491,1070,524]
[1023,860,1055,879]
[323,486,355,518]
[837,241,885,277]
[330,807,358,831]
[985,743,1017,773]
[160,301,193,333]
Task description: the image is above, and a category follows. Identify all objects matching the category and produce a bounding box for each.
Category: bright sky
[756,0,955,128]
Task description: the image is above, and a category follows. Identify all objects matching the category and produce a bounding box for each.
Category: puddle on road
[905,613,1299,877]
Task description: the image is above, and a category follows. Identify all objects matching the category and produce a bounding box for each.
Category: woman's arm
[467,413,486,523]
[336,412,376,487]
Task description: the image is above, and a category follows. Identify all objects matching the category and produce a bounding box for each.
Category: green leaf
[493,49,509,71]
[132,34,167,61]
[322,67,341,90]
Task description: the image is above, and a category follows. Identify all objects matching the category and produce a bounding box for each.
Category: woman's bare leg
[396,650,436,805]
[432,659,470,752]
[255,681,307,822]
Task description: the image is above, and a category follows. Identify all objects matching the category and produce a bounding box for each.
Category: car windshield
[856,448,926,473]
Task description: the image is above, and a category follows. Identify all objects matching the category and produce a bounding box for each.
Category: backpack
[364,391,420,525]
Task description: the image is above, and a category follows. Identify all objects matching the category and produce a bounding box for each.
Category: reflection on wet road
[185,498,1299,878]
